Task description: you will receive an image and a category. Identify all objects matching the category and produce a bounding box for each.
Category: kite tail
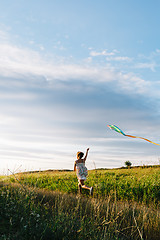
[125,134,160,146]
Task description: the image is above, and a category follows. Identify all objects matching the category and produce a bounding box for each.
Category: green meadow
[10,166,160,204]
[0,166,160,239]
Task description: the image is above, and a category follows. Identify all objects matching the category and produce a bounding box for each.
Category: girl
[74,148,93,195]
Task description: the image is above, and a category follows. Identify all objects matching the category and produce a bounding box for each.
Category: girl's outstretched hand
[84,148,89,161]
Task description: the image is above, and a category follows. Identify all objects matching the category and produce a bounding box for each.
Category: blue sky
[1,0,160,174]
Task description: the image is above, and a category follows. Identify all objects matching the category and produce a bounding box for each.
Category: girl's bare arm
[84,148,89,161]
[74,162,76,171]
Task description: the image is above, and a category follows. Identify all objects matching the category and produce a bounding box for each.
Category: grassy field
[0,166,160,239]
[8,166,160,204]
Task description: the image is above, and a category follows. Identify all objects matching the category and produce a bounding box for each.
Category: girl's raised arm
[84,148,89,162]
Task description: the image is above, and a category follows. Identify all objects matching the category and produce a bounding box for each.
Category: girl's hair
[77,151,84,159]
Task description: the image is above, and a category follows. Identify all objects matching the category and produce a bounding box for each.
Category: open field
[8,166,160,204]
[0,166,160,239]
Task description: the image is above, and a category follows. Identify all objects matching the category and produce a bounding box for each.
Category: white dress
[75,161,88,181]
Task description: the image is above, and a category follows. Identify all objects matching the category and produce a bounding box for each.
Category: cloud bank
[0,40,148,95]
[0,29,160,174]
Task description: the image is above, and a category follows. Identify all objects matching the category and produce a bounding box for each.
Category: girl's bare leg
[78,183,82,194]
[79,180,91,190]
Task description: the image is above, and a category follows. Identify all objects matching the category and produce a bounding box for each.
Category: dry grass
[1,166,160,239]
[0,181,160,239]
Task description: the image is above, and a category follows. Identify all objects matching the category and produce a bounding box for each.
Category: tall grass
[1,166,159,239]
[9,167,160,205]
[0,182,160,240]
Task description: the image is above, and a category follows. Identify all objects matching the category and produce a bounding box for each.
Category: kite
[107,125,160,146]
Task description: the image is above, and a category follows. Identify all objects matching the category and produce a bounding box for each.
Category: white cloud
[106,56,132,62]
[135,49,160,72]
[117,72,148,93]
[0,29,10,42]
[1,29,158,99]
[155,49,160,54]
[0,92,36,101]
[29,40,35,45]
[0,40,147,95]
[135,62,156,72]
[90,49,117,57]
